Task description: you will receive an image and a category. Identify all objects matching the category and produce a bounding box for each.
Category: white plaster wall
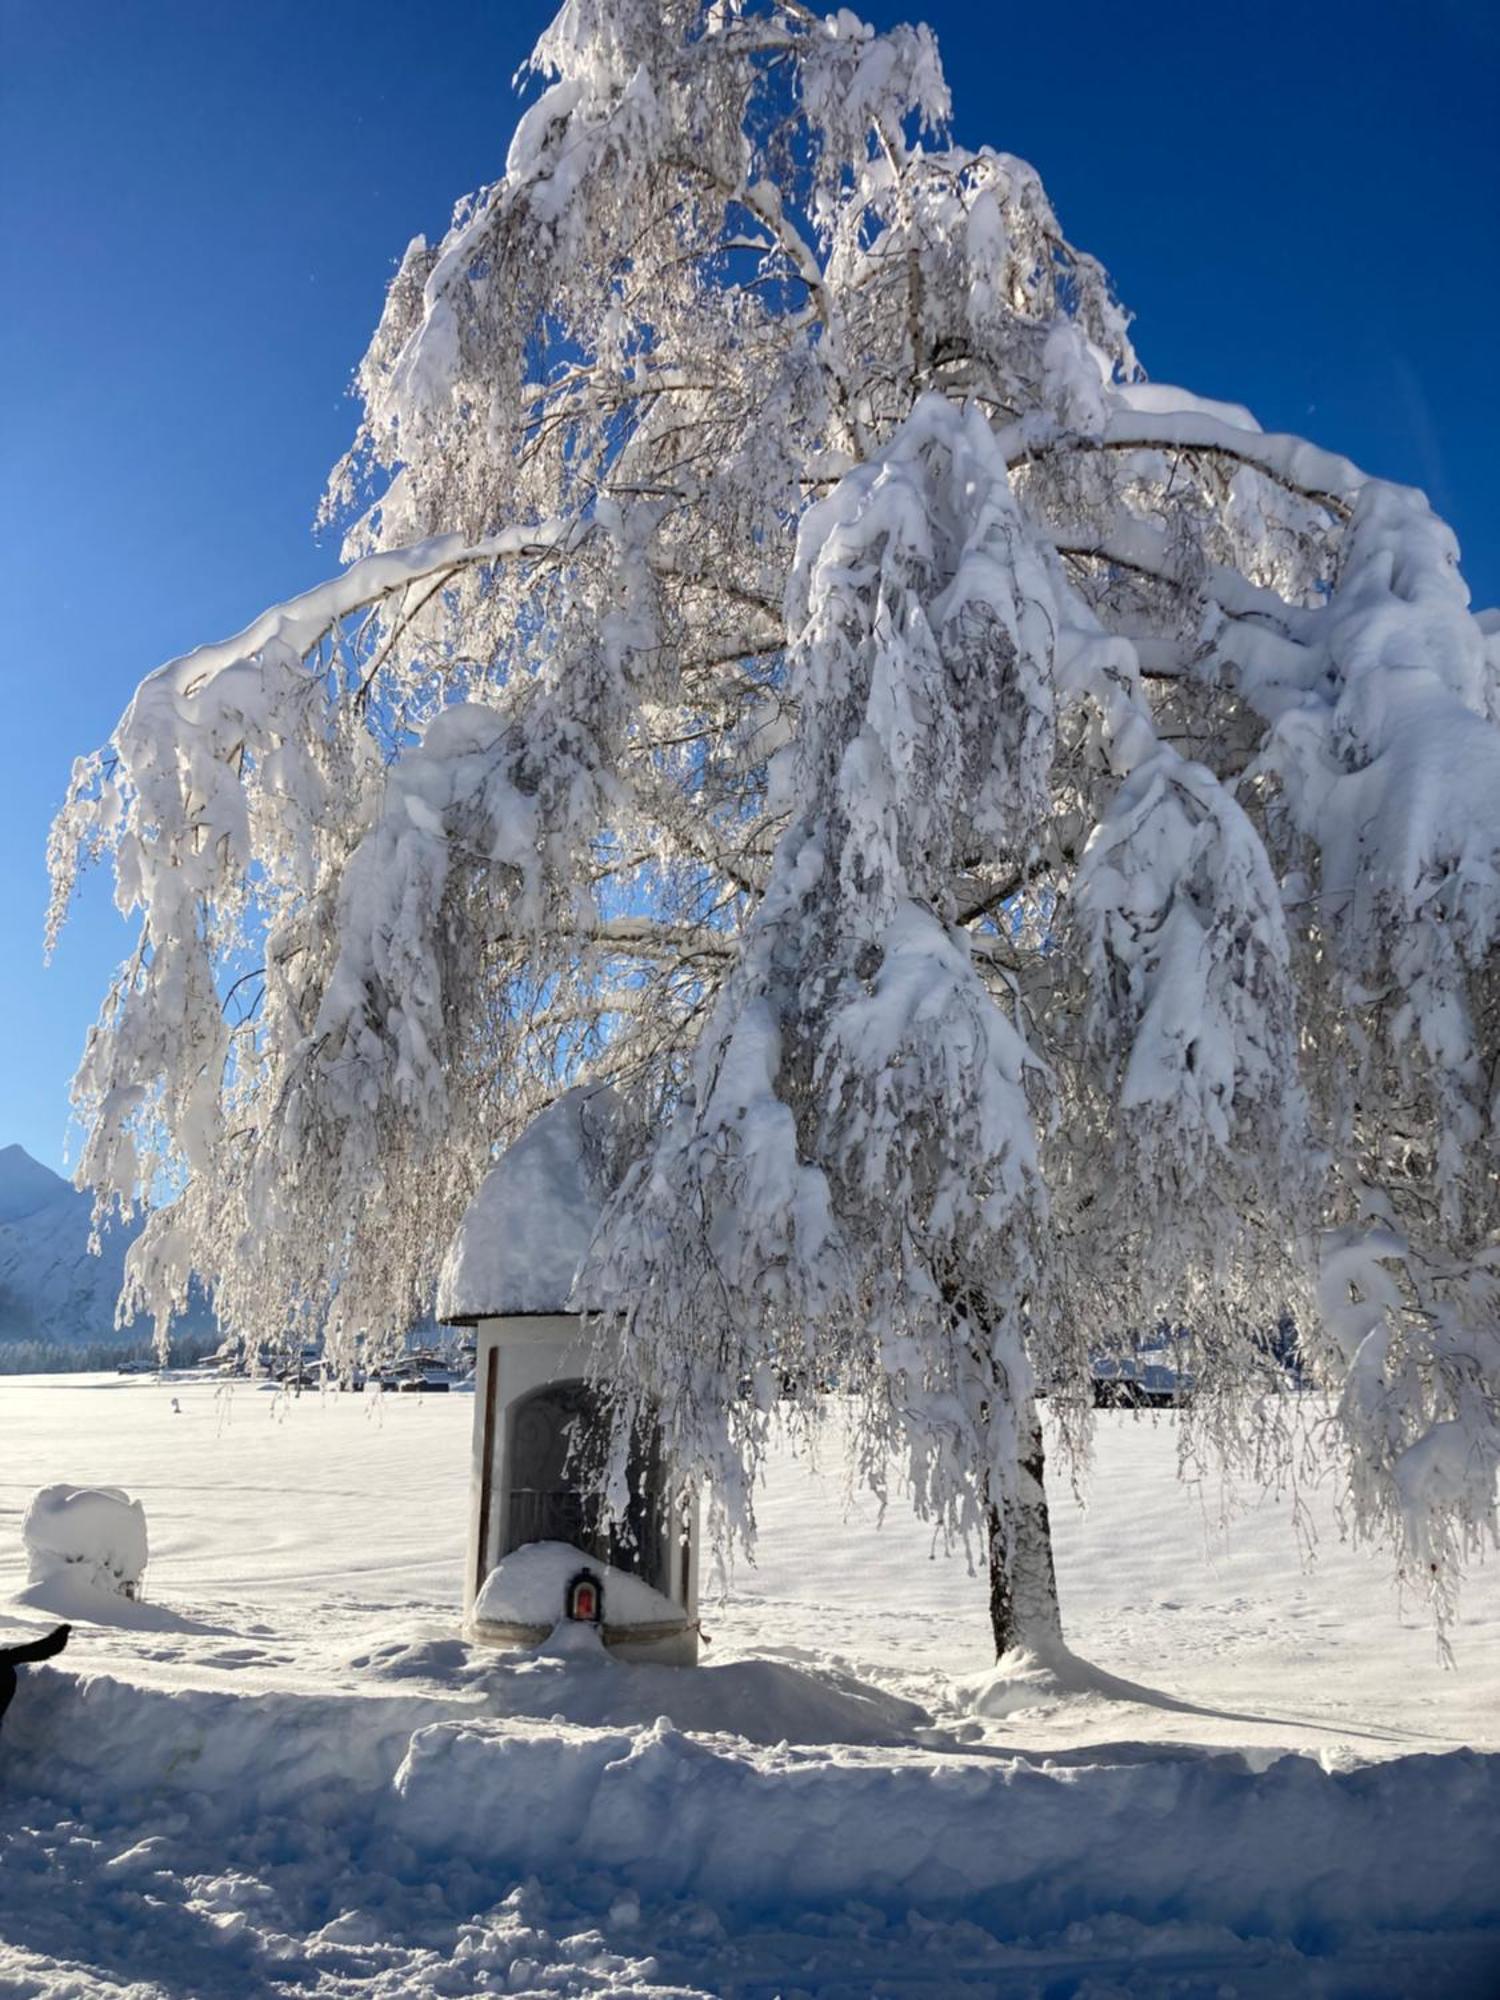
[463,1312,700,1653]
[465,1315,585,1619]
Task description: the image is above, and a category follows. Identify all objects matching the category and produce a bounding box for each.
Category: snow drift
[23,1485,147,1599]
[394,1719,1500,1943]
[6,1663,1496,1952]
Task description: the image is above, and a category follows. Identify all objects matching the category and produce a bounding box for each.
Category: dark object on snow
[0,1623,71,1731]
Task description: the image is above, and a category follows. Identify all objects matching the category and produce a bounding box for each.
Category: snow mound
[22,1485,147,1599]
[958,1641,1191,1720]
[357,1634,930,1747]
[474,1540,681,1630]
[4,1669,463,1814]
[508,1652,929,1746]
[394,1720,1500,1942]
[437,1088,616,1320]
[14,1571,225,1633]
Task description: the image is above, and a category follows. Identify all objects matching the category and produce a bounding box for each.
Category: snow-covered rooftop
[436,1088,616,1322]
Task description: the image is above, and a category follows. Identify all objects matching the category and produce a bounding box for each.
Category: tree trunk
[986,1396,1063,1659]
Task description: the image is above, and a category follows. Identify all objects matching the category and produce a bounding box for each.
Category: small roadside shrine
[436,1088,700,1664]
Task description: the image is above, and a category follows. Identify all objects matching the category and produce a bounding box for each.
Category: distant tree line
[0,1331,222,1376]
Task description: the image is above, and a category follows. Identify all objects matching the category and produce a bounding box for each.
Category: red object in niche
[566,1569,603,1624]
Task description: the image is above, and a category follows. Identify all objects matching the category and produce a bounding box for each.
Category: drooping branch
[1000,406,1363,518]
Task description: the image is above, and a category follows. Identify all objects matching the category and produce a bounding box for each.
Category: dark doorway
[505,1380,668,1593]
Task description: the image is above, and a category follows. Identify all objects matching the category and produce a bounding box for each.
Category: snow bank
[22,1485,147,1599]
[394,1720,1500,1941]
[4,1648,927,1822]
[474,1540,681,1631]
[5,1668,465,1816]
[9,1663,1496,1947]
[436,1088,616,1320]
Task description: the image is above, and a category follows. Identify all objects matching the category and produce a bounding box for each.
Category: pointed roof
[436,1088,617,1323]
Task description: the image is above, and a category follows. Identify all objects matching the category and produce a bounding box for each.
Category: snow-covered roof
[436,1088,617,1322]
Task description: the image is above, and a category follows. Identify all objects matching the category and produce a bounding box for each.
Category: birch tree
[51,0,1500,1657]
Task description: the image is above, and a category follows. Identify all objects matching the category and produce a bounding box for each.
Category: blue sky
[2,0,1495,1174]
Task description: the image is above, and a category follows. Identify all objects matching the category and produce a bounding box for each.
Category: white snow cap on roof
[437,1088,618,1321]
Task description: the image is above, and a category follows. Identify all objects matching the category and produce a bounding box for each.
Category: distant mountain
[0,1145,216,1358]
[0,1144,73,1227]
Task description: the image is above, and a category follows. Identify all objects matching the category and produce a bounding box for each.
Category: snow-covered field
[1,1374,1497,1996]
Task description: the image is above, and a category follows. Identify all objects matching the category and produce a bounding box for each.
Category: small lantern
[566,1568,603,1624]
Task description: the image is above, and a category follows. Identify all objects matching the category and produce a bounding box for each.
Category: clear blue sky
[2,0,1495,1173]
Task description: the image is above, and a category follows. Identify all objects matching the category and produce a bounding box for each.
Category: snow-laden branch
[1049,518,1318,645]
[146,522,580,706]
[1001,402,1366,515]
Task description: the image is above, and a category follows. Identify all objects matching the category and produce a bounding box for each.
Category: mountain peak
[0,1144,75,1226]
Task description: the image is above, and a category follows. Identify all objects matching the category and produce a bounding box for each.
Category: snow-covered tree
[51,0,1500,1656]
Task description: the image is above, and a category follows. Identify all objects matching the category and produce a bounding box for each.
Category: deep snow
[1,1373,1497,1996]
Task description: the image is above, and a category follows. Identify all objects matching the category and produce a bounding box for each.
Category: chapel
[437,1089,700,1663]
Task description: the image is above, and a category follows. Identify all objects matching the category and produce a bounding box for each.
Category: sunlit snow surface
[2,1374,1498,1997]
